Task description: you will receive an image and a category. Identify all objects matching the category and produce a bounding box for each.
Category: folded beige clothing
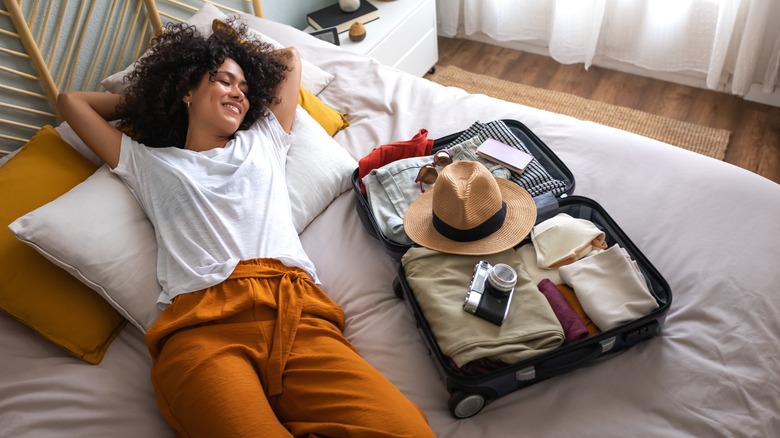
[401,247,564,367]
[531,213,607,269]
[559,245,659,331]
[517,242,562,285]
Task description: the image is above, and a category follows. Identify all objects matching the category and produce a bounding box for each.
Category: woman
[58,20,434,438]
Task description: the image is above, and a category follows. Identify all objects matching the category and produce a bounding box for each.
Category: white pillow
[12,107,356,332]
[287,106,357,232]
[9,166,163,331]
[100,4,334,96]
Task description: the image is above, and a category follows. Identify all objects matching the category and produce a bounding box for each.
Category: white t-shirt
[112,114,318,307]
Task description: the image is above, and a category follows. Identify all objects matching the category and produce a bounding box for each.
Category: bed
[1,1,779,436]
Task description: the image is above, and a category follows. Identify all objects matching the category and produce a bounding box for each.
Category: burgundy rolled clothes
[537,278,589,344]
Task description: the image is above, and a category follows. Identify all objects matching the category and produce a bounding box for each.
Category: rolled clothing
[559,245,659,331]
[537,279,588,344]
[556,283,601,337]
[402,247,564,367]
[531,213,608,269]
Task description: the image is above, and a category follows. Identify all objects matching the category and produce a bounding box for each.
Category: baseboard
[744,84,780,107]
[450,32,780,108]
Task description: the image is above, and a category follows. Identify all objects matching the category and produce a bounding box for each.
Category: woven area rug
[426,65,730,160]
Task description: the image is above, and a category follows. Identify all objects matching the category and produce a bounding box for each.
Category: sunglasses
[415,150,453,192]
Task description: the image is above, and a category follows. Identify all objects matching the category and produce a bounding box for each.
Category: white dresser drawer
[394,28,438,76]
[367,0,437,75]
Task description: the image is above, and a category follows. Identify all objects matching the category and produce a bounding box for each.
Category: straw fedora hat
[404,160,536,255]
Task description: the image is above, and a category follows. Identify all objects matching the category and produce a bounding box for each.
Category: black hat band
[431,202,507,242]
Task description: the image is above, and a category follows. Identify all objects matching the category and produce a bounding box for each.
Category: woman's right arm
[57,92,124,168]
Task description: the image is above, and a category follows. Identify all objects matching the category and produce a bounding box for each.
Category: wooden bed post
[251,0,265,18]
[3,0,60,116]
[142,0,165,35]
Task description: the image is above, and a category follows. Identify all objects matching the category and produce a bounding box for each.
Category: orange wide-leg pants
[145,258,434,438]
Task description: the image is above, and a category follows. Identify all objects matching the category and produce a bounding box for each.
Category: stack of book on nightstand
[307,2,379,34]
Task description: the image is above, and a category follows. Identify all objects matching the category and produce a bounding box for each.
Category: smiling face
[183,58,250,145]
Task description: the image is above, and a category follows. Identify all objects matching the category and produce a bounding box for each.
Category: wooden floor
[436,37,780,185]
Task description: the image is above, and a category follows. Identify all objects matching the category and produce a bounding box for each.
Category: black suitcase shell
[352,119,575,259]
[352,120,672,418]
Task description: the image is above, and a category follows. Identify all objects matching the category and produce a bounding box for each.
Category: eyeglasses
[415,150,453,192]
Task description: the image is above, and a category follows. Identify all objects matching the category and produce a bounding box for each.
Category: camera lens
[486,264,517,297]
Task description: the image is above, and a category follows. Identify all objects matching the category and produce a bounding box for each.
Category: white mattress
[2,18,779,437]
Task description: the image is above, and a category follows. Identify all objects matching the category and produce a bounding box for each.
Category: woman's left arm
[269,47,302,134]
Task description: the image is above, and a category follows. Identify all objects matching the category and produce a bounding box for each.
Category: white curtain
[437,0,780,96]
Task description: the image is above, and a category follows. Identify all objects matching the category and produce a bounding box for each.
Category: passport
[476,138,534,174]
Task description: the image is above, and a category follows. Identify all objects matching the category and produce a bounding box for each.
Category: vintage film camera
[463,260,517,325]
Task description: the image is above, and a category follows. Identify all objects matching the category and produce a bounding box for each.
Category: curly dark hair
[116,19,288,148]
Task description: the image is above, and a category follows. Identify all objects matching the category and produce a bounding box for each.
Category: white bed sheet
[2,17,779,437]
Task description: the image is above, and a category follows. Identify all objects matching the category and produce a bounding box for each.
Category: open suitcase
[351,120,672,418]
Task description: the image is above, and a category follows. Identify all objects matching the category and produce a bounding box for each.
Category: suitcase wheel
[448,391,486,419]
[392,277,404,300]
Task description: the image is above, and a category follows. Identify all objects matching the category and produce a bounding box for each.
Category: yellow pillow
[0,125,125,364]
[298,86,349,136]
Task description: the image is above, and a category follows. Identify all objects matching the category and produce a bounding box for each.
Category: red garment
[357,129,434,194]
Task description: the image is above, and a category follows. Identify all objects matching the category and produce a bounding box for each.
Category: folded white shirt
[559,245,658,331]
[532,213,607,269]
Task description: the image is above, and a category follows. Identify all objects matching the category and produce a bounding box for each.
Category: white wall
[262,0,336,30]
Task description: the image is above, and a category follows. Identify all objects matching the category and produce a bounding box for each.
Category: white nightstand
[307,0,438,77]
